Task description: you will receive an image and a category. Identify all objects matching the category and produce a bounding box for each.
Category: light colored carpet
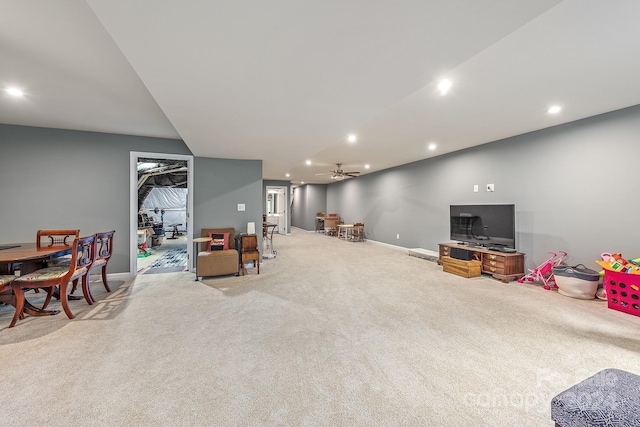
[1,228,639,426]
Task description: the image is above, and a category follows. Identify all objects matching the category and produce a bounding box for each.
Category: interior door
[266,186,288,235]
[276,188,286,234]
[130,152,194,276]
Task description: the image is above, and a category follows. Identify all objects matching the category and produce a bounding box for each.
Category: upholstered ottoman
[551,368,640,427]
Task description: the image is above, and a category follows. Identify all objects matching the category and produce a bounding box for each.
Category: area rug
[149,247,187,267]
[139,247,187,275]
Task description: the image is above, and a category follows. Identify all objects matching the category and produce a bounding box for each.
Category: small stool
[551,368,640,427]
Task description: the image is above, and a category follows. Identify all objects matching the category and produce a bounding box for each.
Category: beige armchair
[197,228,239,278]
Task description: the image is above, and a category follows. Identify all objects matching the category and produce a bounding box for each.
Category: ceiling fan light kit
[316,163,361,181]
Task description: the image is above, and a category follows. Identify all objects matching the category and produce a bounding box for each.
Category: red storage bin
[604,269,640,316]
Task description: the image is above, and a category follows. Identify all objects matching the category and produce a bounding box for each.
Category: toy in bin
[602,269,640,317]
[596,253,640,274]
[596,253,640,315]
[517,251,567,290]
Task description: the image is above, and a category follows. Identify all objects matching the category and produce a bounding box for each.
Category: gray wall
[194,157,263,251]
[292,184,327,230]
[0,124,192,274]
[311,105,640,269]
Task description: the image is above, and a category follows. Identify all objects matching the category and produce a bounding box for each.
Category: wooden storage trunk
[441,256,481,278]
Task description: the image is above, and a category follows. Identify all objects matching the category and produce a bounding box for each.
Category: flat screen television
[450,204,516,250]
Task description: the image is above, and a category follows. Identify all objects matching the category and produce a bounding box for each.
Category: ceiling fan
[316,163,361,180]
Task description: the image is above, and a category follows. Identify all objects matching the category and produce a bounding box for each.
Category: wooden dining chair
[0,275,24,322]
[36,229,80,267]
[351,223,365,242]
[324,218,342,236]
[240,234,260,276]
[11,235,95,327]
[79,230,115,304]
[36,229,81,299]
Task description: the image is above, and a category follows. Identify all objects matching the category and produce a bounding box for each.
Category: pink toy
[517,251,568,290]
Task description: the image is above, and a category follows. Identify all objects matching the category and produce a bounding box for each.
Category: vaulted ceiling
[2,1,640,184]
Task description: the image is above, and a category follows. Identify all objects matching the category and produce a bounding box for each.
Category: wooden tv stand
[438,243,524,283]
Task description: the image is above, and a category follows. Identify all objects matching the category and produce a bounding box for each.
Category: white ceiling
[2,0,640,184]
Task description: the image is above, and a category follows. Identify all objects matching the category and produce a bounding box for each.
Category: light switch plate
[237,203,245,211]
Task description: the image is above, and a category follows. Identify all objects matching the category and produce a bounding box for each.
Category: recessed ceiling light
[437,79,452,96]
[305,160,311,165]
[547,105,562,114]
[364,164,370,169]
[347,134,357,143]
[301,181,305,184]
[285,173,290,177]
[428,143,437,151]
[6,87,24,97]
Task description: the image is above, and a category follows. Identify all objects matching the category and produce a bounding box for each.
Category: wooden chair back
[75,235,96,271]
[240,234,260,275]
[94,230,114,263]
[36,229,79,248]
[241,234,259,253]
[323,219,337,235]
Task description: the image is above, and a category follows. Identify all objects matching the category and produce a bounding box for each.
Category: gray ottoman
[551,368,640,427]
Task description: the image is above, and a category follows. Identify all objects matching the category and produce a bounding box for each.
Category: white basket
[553,265,600,300]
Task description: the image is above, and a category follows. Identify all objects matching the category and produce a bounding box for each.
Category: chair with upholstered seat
[197,228,239,278]
[35,229,79,266]
[11,235,95,327]
[72,230,114,304]
[0,275,16,293]
[36,229,81,299]
[0,275,23,322]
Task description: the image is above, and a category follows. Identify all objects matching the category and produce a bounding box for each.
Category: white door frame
[266,185,288,234]
[130,151,194,277]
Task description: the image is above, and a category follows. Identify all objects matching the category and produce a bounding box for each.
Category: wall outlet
[486,184,495,192]
[396,233,400,239]
[473,184,479,192]
[237,203,245,211]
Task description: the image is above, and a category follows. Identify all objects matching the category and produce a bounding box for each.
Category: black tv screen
[450,204,515,249]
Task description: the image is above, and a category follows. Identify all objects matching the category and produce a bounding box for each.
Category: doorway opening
[130,152,194,277]
[265,186,288,235]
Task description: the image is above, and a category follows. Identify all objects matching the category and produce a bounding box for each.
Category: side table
[192,237,212,281]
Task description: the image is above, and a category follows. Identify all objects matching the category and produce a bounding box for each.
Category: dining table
[0,242,72,317]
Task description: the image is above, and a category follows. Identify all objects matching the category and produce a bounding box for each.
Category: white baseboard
[366,239,408,252]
